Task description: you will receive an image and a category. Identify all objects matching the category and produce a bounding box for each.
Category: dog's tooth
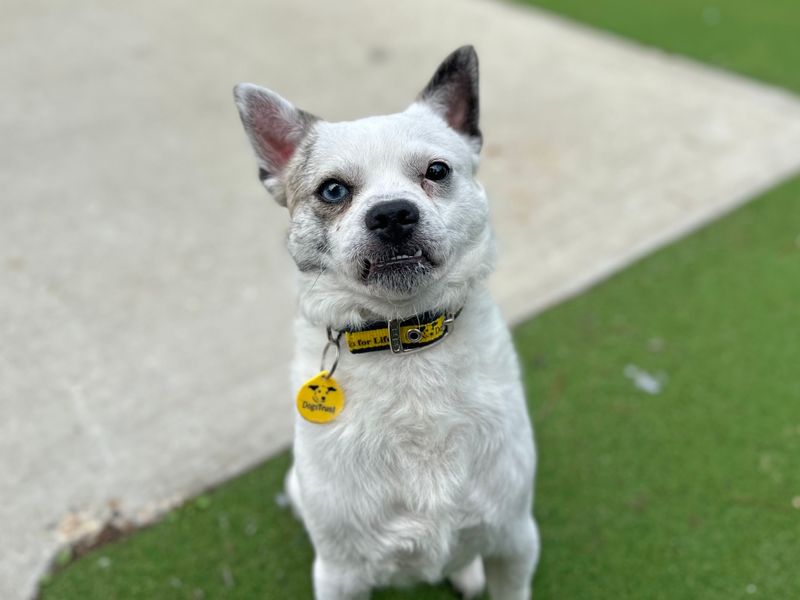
[414,249,422,257]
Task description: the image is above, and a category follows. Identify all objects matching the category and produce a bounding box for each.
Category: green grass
[517,176,800,598]
[522,0,800,95]
[40,176,800,599]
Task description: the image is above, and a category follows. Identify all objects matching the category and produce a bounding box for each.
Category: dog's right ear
[233,83,317,206]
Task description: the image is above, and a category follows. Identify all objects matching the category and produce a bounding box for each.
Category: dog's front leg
[313,556,371,600]
[484,515,540,600]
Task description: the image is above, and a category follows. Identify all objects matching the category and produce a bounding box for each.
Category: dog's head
[234,46,495,327]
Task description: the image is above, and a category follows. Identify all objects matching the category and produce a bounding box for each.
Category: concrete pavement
[3,0,800,597]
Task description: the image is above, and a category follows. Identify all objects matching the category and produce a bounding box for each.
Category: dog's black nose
[365,200,419,243]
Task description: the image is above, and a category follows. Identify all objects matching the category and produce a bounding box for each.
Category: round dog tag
[296,371,345,424]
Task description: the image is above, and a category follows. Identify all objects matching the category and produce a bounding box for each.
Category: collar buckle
[387,312,454,354]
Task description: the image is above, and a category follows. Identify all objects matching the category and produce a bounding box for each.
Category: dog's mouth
[360,248,434,284]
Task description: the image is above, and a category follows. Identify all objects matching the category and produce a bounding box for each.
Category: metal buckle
[387,312,454,354]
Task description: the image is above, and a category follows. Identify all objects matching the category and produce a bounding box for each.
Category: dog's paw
[449,556,485,599]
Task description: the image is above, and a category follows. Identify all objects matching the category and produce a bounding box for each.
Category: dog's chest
[336,350,492,482]
[297,352,496,574]
[316,355,489,496]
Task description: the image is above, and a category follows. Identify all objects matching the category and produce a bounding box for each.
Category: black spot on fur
[315,219,330,256]
[295,257,324,273]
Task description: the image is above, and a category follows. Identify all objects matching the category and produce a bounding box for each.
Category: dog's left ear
[418,45,481,150]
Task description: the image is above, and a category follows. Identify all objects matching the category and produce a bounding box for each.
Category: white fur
[288,110,539,599]
[290,105,494,329]
[235,48,539,599]
[289,287,539,599]
[450,555,486,599]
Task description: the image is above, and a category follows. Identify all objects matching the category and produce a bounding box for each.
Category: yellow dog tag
[296,371,345,424]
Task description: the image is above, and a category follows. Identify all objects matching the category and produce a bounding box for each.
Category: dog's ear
[418,45,481,150]
[233,83,317,206]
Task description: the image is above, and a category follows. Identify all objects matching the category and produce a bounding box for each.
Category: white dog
[234,46,539,600]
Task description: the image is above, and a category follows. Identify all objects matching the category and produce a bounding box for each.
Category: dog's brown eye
[317,179,351,204]
[425,161,450,181]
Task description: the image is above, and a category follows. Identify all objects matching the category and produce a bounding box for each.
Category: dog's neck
[295,272,480,332]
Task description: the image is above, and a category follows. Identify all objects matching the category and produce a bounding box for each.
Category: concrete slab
[2,0,800,596]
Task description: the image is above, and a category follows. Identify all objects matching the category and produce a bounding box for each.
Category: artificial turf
[516,175,800,598]
[523,0,800,95]
[40,1,800,598]
[40,176,800,600]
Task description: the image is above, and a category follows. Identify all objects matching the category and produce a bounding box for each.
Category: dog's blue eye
[425,161,450,181]
[318,180,351,203]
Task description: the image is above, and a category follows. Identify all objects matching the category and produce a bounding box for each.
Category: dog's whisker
[306,267,327,296]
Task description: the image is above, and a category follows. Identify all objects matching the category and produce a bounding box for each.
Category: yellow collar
[343,309,459,354]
